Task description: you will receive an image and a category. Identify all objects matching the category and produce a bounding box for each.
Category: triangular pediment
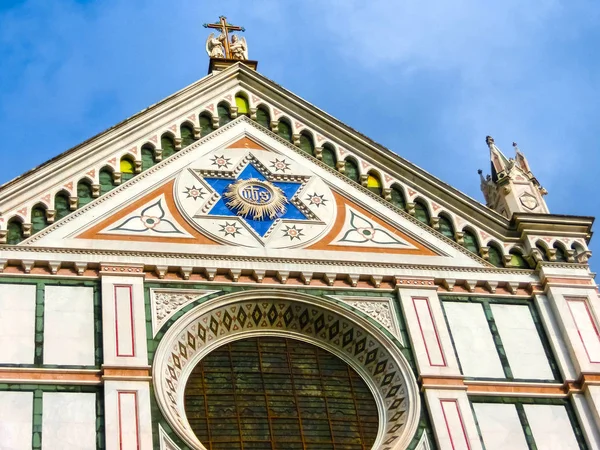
[24,120,486,268]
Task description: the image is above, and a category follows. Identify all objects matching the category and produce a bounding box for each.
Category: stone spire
[479,136,548,218]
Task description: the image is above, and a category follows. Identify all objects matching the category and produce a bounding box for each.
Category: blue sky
[1,0,599,264]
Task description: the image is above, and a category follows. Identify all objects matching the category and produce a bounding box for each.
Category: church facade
[0,38,598,450]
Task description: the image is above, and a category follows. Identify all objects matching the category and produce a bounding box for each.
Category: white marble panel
[443,302,505,378]
[524,404,579,450]
[43,286,95,366]
[115,286,135,357]
[567,298,600,363]
[42,392,96,450]
[413,297,446,366]
[101,276,148,367]
[491,304,554,380]
[473,403,528,450]
[439,399,471,450]
[0,284,36,364]
[119,392,139,449]
[424,389,483,450]
[104,381,153,450]
[0,391,33,450]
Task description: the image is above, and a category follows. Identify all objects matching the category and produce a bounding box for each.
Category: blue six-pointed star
[203,163,308,237]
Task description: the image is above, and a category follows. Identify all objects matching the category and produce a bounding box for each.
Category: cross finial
[204,16,246,60]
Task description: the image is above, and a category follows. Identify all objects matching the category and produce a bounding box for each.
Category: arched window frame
[413,198,431,226]
[30,203,48,235]
[462,227,481,255]
[487,242,504,267]
[119,156,136,182]
[509,248,530,269]
[6,217,24,245]
[389,184,406,211]
[255,105,271,129]
[199,113,213,137]
[217,102,232,127]
[553,242,569,262]
[180,122,196,148]
[99,166,115,196]
[343,157,360,183]
[161,132,176,159]
[76,178,94,208]
[234,93,250,116]
[535,241,549,261]
[141,143,156,172]
[366,170,383,197]
[438,214,455,241]
[277,118,293,143]
[321,143,337,169]
[54,190,71,221]
[298,131,315,156]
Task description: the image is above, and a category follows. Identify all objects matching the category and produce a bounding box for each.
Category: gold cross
[203,16,245,59]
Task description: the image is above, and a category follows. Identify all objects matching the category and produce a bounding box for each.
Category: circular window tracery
[153,291,420,450]
[185,336,379,449]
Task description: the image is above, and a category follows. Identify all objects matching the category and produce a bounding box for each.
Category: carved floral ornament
[152,290,420,450]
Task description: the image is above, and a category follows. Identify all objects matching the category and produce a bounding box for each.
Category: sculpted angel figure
[229,34,248,60]
[205,33,225,58]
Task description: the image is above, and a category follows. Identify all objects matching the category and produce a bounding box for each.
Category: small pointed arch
[321,143,337,169]
[277,118,293,143]
[299,131,315,156]
[217,102,232,127]
[161,132,176,159]
[255,104,271,129]
[389,184,406,210]
[462,227,480,254]
[180,122,196,148]
[99,166,115,196]
[6,216,24,245]
[414,198,431,225]
[509,248,530,268]
[54,190,71,221]
[120,155,136,182]
[553,242,569,262]
[234,92,250,116]
[572,242,586,257]
[487,242,504,267]
[31,203,48,235]
[535,241,549,261]
[199,113,213,137]
[438,214,455,241]
[141,143,156,172]
[366,170,383,197]
[77,179,94,208]
[343,157,360,183]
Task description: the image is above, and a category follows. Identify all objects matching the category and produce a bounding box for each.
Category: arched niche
[487,243,503,267]
[199,113,213,137]
[321,143,337,169]
[438,215,455,241]
[255,106,270,129]
[389,185,406,210]
[153,290,420,450]
[344,158,359,183]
